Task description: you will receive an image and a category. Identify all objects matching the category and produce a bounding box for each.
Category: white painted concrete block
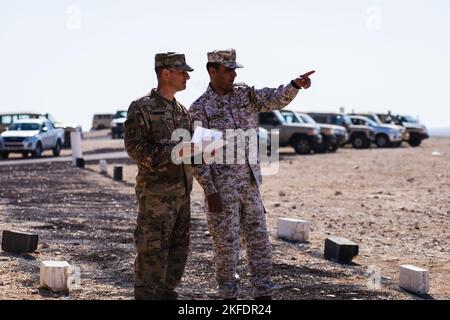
[40,261,73,293]
[277,218,309,242]
[399,264,430,295]
[70,132,83,167]
[99,160,108,174]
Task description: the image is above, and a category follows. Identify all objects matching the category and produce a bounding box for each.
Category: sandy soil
[0,137,449,300]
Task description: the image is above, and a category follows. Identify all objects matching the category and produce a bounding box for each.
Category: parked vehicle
[307,112,375,149]
[42,113,82,148]
[111,110,127,139]
[0,119,65,159]
[92,114,114,130]
[295,112,348,152]
[348,112,409,143]
[347,115,404,148]
[0,112,81,148]
[259,110,322,155]
[0,112,39,133]
[377,113,429,147]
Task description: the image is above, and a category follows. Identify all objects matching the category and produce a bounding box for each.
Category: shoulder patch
[133,94,155,107]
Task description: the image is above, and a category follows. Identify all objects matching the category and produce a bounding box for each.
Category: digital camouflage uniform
[124,53,194,300]
[189,49,300,299]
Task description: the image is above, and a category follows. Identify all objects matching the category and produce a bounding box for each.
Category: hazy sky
[1,0,449,130]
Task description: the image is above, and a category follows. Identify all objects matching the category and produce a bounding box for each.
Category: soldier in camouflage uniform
[124,52,195,300]
[190,49,315,299]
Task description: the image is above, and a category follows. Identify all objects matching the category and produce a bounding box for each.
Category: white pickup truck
[0,119,65,159]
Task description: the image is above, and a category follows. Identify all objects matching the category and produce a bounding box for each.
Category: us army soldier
[190,48,315,299]
[124,52,195,300]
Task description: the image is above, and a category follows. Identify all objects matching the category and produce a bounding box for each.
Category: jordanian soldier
[190,48,315,299]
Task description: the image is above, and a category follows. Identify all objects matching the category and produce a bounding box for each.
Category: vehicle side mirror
[41,127,48,132]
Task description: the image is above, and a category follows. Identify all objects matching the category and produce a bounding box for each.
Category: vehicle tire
[351,134,369,149]
[375,134,391,148]
[292,135,311,155]
[408,134,422,147]
[53,140,62,157]
[329,143,339,152]
[1,152,9,160]
[32,142,43,158]
[314,142,328,153]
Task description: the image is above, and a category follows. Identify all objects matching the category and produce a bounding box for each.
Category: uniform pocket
[135,198,164,252]
[134,223,162,253]
[149,113,172,139]
[207,110,228,131]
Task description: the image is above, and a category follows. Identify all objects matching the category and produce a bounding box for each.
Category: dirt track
[0,137,449,300]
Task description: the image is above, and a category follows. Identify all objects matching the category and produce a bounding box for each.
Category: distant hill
[429,128,450,137]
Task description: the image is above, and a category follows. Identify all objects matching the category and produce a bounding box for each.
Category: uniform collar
[207,83,232,102]
[150,89,177,110]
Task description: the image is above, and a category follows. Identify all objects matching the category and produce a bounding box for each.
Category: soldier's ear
[210,68,218,80]
[207,66,215,77]
[162,68,170,79]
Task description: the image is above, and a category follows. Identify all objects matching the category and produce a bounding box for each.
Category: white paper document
[178,127,225,160]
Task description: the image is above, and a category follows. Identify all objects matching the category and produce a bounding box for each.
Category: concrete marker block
[113,164,123,181]
[324,236,359,264]
[99,160,108,174]
[76,157,85,168]
[70,131,83,166]
[399,264,430,295]
[1,230,38,254]
[40,261,73,293]
[277,218,309,242]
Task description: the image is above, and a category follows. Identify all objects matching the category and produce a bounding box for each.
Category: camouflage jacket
[124,89,193,198]
[189,82,299,196]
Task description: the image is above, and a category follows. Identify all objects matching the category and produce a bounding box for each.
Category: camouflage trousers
[205,172,273,299]
[133,194,190,300]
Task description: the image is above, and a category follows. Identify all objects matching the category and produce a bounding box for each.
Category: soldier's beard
[210,81,233,95]
[223,81,234,93]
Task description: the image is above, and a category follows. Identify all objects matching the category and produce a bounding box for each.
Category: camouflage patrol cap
[207,48,244,69]
[155,52,194,72]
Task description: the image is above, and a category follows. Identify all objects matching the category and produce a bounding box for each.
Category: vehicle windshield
[298,113,316,124]
[399,115,418,123]
[114,111,127,119]
[8,123,40,131]
[381,114,401,125]
[341,115,353,126]
[362,114,381,124]
[280,111,301,124]
[363,117,378,127]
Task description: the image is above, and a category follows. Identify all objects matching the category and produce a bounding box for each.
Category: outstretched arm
[253,70,316,112]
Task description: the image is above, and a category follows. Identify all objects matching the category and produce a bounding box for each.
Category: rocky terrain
[0,135,449,300]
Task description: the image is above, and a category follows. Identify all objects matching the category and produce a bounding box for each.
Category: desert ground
[0,131,449,300]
